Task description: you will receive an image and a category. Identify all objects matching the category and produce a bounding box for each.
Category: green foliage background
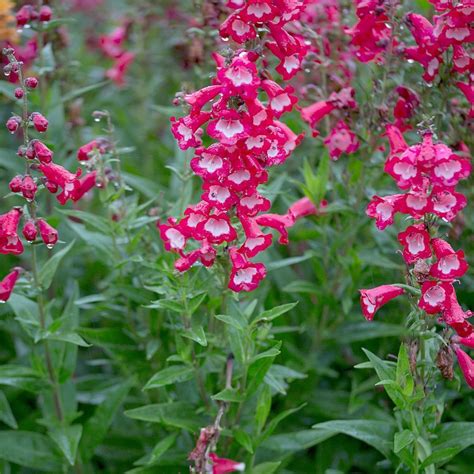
[0,0,472,472]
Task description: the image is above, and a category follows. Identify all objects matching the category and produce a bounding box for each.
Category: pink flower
[209,453,245,474]
[359,285,405,321]
[22,220,38,242]
[72,171,98,201]
[366,194,404,230]
[430,238,468,281]
[239,216,272,258]
[0,208,24,255]
[38,162,82,205]
[0,268,20,303]
[106,51,135,87]
[324,120,360,160]
[37,219,58,248]
[442,291,473,337]
[397,224,432,264]
[31,112,49,133]
[20,175,38,201]
[158,218,187,253]
[419,281,454,314]
[454,346,474,389]
[99,25,128,59]
[197,213,237,244]
[77,140,100,162]
[228,248,266,292]
[32,140,54,163]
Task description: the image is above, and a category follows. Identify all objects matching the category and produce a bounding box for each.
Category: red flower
[106,51,135,87]
[359,285,405,321]
[430,238,468,281]
[22,220,38,242]
[366,194,404,230]
[419,281,454,314]
[397,224,432,264]
[37,219,58,248]
[324,120,360,160]
[38,162,81,205]
[0,268,20,303]
[209,452,245,474]
[228,248,266,293]
[0,208,24,255]
[454,346,474,389]
[31,112,49,132]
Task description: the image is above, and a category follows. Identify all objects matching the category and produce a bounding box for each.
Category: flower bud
[9,175,23,193]
[39,5,52,22]
[25,144,36,160]
[31,112,48,132]
[37,219,58,248]
[16,5,32,27]
[22,220,38,242]
[14,88,24,99]
[45,180,58,193]
[24,77,38,89]
[32,140,53,163]
[6,116,21,133]
[21,176,37,201]
[17,146,27,157]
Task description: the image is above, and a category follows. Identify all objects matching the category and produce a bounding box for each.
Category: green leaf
[246,343,281,397]
[211,388,245,403]
[131,433,178,469]
[394,430,415,454]
[0,431,62,471]
[311,419,395,459]
[396,344,414,397]
[80,379,132,462]
[234,428,254,453]
[429,422,474,465]
[251,461,281,474]
[360,349,405,408]
[62,80,110,103]
[0,391,17,429]
[181,323,207,347]
[49,425,82,466]
[143,365,194,390]
[46,332,91,347]
[258,405,305,446]
[261,429,336,453]
[214,313,246,331]
[251,302,298,325]
[420,447,461,468]
[125,402,205,432]
[255,385,272,433]
[39,240,75,290]
[330,322,407,343]
[0,365,46,393]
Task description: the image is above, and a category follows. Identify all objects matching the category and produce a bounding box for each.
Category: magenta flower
[0,268,20,303]
[359,285,405,321]
[0,208,24,255]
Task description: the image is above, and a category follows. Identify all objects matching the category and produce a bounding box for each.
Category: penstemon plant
[0,0,472,473]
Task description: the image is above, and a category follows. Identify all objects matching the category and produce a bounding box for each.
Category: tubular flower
[362,124,474,388]
[158,2,323,292]
[0,268,20,303]
[359,285,405,321]
[0,208,23,255]
[209,453,245,474]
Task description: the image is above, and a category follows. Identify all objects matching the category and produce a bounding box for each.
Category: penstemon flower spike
[160,0,326,293]
[362,125,473,388]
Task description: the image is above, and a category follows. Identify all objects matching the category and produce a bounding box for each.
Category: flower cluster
[220,0,309,80]
[0,48,97,302]
[98,21,135,87]
[160,1,325,292]
[361,127,474,388]
[345,0,394,63]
